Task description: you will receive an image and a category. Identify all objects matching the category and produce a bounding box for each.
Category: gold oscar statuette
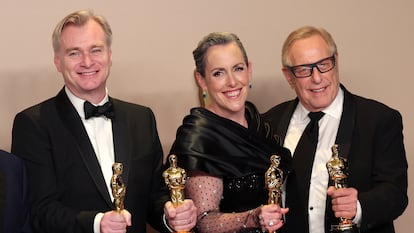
[163,154,190,233]
[111,163,126,212]
[326,145,358,233]
[265,154,283,233]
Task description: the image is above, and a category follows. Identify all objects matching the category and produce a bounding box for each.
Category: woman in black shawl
[169,32,291,233]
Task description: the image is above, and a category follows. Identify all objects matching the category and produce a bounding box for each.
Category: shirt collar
[65,86,109,119]
[296,88,344,121]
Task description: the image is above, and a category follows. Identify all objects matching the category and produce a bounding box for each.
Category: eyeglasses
[287,55,336,78]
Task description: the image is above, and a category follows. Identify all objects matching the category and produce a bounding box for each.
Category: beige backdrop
[1,1,412,232]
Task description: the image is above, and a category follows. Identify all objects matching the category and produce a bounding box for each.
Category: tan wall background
[1,1,412,232]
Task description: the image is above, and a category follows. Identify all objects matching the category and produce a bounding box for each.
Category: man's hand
[101,209,132,233]
[327,186,358,219]
[164,199,197,231]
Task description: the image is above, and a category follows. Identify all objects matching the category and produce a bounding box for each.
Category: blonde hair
[52,9,112,53]
[281,26,337,66]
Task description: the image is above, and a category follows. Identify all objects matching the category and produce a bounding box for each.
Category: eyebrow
[290,55,333,68]
[64,44,105,53]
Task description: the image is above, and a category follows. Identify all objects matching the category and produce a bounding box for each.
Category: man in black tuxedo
[262,26,407,233]
[11,10,196,233]
[0,150,32,233]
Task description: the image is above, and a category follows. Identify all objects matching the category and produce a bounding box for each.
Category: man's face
[282,35,339,112]
[54,19,112,101]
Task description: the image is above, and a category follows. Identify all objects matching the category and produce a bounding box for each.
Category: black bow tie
[84,100,115,119]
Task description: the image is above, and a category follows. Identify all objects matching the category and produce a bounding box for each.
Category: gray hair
[193,32,248,77]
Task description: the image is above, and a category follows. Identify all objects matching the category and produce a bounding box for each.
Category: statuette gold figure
[111,163,126,212]
[163,154,186,207]
[265,155,283,205]
[326,145,357,233]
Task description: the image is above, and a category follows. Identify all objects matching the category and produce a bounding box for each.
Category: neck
[66,86,107,105]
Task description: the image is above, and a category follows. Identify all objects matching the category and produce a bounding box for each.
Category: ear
[108,48,113,67]
[282,67,295,89]
[334,52,339,65]
[194,70,209,107]
[247,61,253,83]
[195,72,207,91]
[54,54,62,72]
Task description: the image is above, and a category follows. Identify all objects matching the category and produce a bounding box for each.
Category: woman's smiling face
[196,41,252,120]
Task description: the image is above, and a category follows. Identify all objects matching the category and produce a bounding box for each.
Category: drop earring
[202,91,207,99]
[249,82,252,89]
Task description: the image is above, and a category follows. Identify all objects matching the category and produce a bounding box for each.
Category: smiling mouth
[224,89,241,98]
[311,87,325,93]
[78,71,98,76]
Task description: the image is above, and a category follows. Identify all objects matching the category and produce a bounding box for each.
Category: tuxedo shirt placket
[85,117,115,200]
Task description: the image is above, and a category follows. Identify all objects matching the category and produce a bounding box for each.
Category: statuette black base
[330,223,359,233]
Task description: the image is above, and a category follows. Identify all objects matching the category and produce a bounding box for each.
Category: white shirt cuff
[352,200,362,226]
[94,212,104,233]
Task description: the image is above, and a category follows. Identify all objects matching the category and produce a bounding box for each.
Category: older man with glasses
[262,26,408,233]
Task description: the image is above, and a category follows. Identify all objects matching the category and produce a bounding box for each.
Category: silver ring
[268,220,275,226]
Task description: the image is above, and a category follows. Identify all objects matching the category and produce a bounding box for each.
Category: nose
[310,66,322,83]
[226,72,237,86]
[81,52,93,67]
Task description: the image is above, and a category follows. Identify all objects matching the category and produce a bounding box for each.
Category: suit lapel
[335,85,356,159]
[55,89,112,206]
[111,98,131,186]
[325,85,356,231]
[275,99,299,146]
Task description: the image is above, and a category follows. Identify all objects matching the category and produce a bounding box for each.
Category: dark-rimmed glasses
[287,55,336,78]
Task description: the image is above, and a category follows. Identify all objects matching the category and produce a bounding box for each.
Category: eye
[91,47,103,55]
[294,66,311,75]
[317,58,334,72]
[318,61,329,68]
[213,71,223,77]
[234,65,245,72]
[68,50,80,57]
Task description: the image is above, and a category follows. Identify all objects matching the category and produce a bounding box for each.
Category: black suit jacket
[262,85,408,233]
[11,89,169,233]
[0,150,32,233]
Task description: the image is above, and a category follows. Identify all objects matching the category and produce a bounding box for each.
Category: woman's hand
[258,204,288,232]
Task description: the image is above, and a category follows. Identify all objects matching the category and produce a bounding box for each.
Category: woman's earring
[202,91,207,99]
[249,82,252,89]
